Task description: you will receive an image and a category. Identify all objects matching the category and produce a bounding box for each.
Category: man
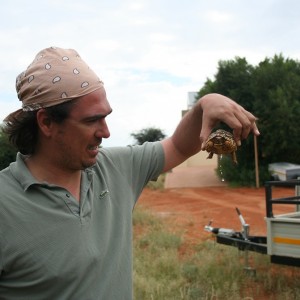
[0,47,259,299]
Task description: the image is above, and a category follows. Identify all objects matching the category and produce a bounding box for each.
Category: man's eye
[86,118,98,123]
[86,117,105,124]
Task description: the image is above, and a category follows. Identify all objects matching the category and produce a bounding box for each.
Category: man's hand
[162,93,260,172]
[199,94,259,149]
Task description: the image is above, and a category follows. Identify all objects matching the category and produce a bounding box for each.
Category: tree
[197,57,255,110]
[0,128,17,170]
[252,55,300,164]
[131,127,166,145]
[196,54,300,186]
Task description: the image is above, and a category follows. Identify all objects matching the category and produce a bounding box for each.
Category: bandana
[6,46,103,120]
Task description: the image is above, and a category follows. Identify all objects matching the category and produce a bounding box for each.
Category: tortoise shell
[204,129,238,164]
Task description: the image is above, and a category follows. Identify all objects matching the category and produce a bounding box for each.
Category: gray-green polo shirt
[0,142,164,300]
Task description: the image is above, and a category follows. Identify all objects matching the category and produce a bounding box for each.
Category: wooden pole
[254,135,259,188]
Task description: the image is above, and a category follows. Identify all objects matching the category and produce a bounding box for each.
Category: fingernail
[237,140,241,146]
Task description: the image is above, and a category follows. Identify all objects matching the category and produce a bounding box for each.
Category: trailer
[268,162,300,181]
[205,180,300,269]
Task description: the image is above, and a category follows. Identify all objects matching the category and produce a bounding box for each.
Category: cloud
[204,10,233,23]
[1,0,300,147]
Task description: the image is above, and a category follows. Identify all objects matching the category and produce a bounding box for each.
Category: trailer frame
[209,180,300,267]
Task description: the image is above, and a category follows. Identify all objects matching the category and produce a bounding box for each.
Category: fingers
[199,99,260,150]
[232,108,259,145]
[252,121,260,136]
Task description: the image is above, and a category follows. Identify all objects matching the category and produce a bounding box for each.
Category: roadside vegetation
[146,173,166,190]
[0,129,17,170]
[133,207,300,300]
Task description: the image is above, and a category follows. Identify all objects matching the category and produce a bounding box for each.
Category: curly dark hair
[2,100,77,155]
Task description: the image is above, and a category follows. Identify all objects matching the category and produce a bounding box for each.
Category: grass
[133,207,300,300]
[146,173,166,190]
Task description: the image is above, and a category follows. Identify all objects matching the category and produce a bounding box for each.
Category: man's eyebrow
[82,109,113,121]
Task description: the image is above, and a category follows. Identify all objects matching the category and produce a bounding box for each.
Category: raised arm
[161,93,259,172]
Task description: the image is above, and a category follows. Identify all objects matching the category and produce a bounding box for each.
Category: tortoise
[204,129,238,164]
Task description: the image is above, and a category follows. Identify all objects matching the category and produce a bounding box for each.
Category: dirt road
[137,186,295,243]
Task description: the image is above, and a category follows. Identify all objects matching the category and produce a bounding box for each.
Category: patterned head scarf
[5,46,104,120]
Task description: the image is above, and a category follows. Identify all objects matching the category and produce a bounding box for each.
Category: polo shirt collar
[10,152,95,191]
[10,153,39,191]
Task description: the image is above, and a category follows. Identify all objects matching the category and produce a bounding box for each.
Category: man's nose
[95,119,110,139]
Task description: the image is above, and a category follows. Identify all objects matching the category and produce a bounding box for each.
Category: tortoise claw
[207,152,214,159]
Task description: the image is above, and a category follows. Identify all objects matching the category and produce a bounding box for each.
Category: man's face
[51,88,112,170]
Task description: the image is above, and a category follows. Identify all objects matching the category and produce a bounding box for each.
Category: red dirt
[137,186,296,244]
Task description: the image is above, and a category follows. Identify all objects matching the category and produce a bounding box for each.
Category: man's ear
[36,109,53,137]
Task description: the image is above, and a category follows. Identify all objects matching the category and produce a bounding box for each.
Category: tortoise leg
[232,152,238,164]
[207,152,214,159]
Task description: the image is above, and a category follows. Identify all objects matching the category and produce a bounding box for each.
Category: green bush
[146,173,166,190]
[0,131,17,170]
[216,154,271,187]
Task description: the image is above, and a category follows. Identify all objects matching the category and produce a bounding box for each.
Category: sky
[1,0,300,147]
